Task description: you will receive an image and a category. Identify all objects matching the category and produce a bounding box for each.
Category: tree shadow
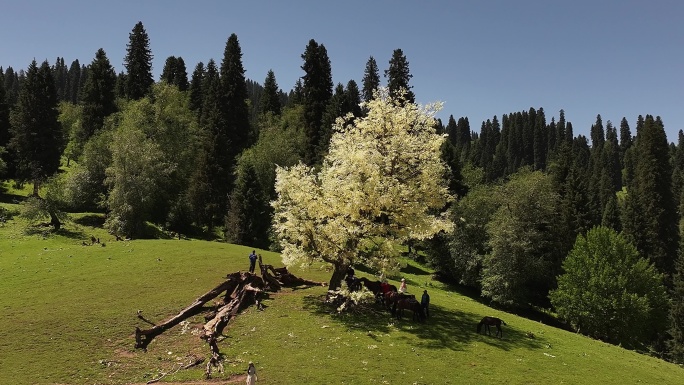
[301,295,547,352]
[0,192,25,204]
[72,214,106,228]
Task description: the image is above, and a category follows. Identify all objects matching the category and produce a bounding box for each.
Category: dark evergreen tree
[115,71,127,99]
[300,39,332,165]
[65,60,81,104]
[623,115,678,278]
[343,79,362,118]
[384,48,414,103]
[362,56,380,102]
[52,57,68,101]
[619,117,633,162]
[160,56,178,84]
[672,130,684,210]
[192,59,226,227]
[124,21,154,100]
[533,107,547,171]
[219,33,252,170]
[0,70,9,150]
[9,60,62,193]
[224,161,271,249]
[188,61,205,115]
[160,56,189,91]
[669,204,684,362]
[261,69,281,116]
[80,48,117,143]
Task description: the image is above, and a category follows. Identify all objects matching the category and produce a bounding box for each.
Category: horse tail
[477,321,482,333]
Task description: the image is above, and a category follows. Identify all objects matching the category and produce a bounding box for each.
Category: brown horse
[477,316,506,338]
[394,297,424,321]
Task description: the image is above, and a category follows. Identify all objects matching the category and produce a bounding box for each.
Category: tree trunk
[49,211,61,231]
[328,263,348,291]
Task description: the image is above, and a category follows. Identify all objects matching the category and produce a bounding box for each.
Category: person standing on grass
[421,289,430,318]
[399,278,407,293]
[248,250,258,273]
[246,361,257,384]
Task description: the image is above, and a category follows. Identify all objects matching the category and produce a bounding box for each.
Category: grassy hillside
[0,198,682,384]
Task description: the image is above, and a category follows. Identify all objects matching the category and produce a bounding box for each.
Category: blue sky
[1,0,682,141]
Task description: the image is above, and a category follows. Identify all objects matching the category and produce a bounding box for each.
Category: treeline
[0,21,683,362]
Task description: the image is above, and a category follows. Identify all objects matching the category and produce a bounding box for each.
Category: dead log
[135,273,242,350]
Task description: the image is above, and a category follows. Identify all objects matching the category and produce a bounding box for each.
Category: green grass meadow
[1,197,683,384]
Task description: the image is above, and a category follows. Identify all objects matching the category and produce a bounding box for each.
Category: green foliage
[481,168,564,307]
[550,226,669,348]
[105,84,199,237]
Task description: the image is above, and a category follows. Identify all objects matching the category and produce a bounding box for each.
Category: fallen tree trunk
[135,273,243,350]
[134,266,326,378]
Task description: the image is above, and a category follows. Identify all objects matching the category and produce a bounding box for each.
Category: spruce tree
[0,70,9,150]
[361,56,380,102]
[261,69,281,116]
[174,57,189,91]
[619,117,633,162]
[188,62,205,115]
[160,56,178,84]
[124,21,154,100]
[65,60,81,104]
[80,48,117,142]
[669,204,684,362]
[300,39,333,165]
[343,79,362,118]
[219,33,252,171]
[384,49,414,104]
[623,115,678,278]
[9,60,62,192]
[225,161,271,249]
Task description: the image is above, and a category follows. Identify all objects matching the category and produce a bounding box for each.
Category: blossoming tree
[272,89,453,291]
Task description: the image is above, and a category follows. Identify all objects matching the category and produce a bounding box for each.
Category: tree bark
[328,263,348,291]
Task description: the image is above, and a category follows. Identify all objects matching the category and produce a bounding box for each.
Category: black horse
[477,316,506,338]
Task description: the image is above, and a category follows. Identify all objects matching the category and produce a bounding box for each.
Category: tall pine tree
[384,48,414,104]
[9,60,62,193]
[300,39,332,165]
[124,21,154,100]
[623,115,678,279]
[362,56,380,103]
[80,48,117,143]
[261,69,281,116]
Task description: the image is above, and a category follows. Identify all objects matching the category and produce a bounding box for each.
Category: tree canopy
[272,88,452,290]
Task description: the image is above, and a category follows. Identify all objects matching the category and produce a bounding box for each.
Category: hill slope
[0,207,682,384]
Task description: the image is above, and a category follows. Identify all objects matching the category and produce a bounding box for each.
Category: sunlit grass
[0,200,682,384]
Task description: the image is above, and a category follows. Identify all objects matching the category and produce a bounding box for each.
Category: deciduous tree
[273,89,452,290]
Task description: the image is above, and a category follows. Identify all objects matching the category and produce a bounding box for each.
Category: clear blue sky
[2,0,682,141]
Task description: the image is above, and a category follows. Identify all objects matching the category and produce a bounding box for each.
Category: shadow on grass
[301,295,547,353]
[0,192,26,204]
[72,214,105,228]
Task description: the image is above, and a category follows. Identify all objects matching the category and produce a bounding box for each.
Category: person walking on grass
[248,250,258,273]
[246,361,257,384]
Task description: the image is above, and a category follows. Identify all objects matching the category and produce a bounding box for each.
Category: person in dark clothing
[248,250,258,273]
[421,290,430,318]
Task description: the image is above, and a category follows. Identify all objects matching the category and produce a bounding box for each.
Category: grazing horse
[394,297,424,321]
[477,316,506,338]
[357,277,382,296]
[388,292,415,315]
